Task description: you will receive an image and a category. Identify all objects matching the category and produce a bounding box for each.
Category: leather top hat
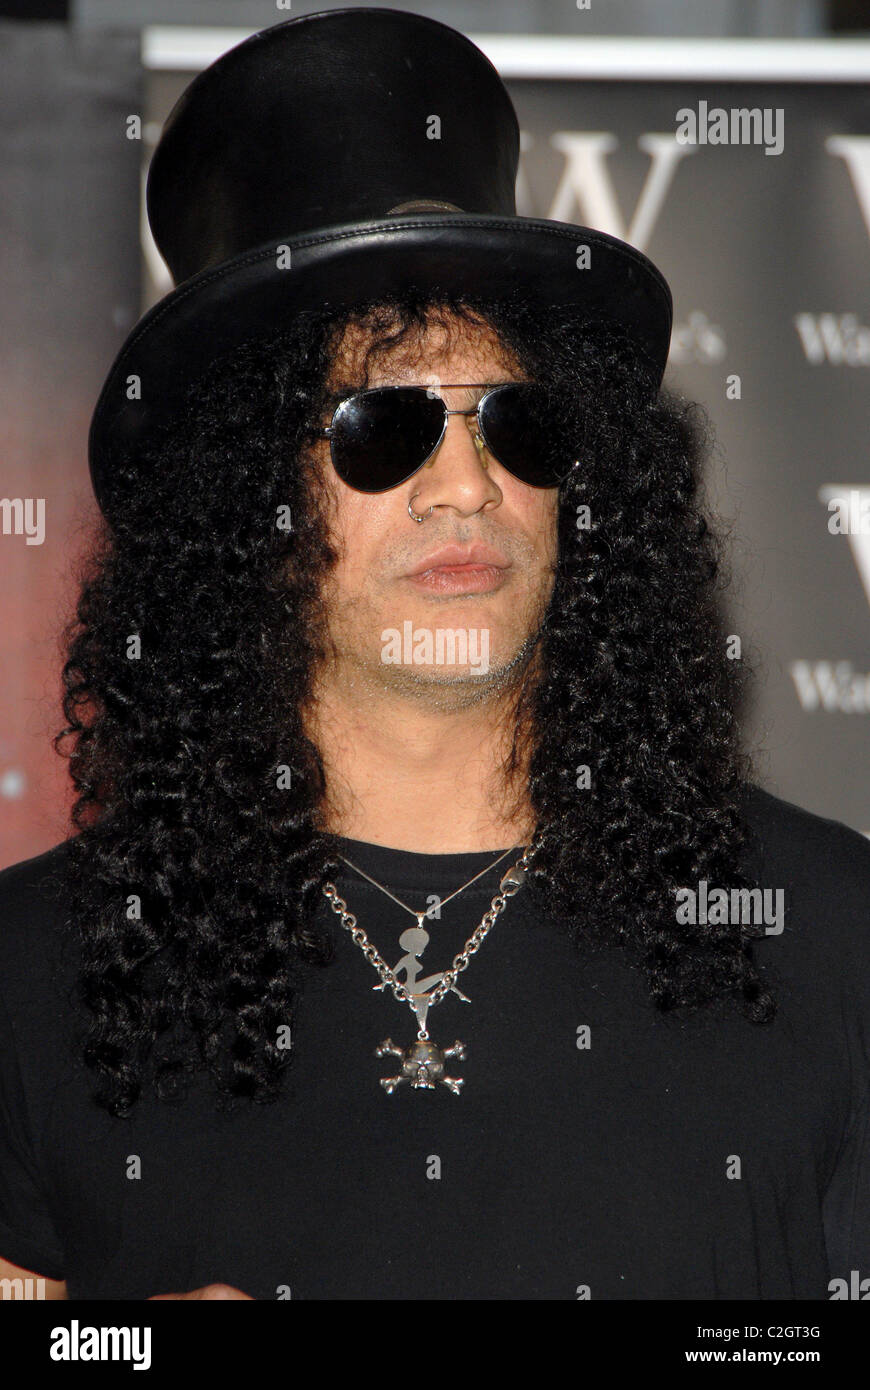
[88,6,673,522]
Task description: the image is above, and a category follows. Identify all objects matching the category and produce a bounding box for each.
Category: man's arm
[148,1285,253,1299]
[0,1254,67,1299]
[0,1254,255,1300]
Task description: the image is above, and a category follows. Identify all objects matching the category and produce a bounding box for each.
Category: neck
[303,663,537,854]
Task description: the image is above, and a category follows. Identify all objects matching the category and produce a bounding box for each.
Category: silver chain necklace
[321,838,538,1094]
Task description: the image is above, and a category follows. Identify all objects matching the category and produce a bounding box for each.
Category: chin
[373,620,536,690]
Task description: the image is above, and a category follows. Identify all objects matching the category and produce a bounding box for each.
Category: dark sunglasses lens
[480,384,569,487]
[330,389,444,491]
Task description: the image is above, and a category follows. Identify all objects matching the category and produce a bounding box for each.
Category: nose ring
[409,495,433,523]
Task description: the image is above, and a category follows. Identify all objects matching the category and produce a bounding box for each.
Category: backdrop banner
[506,71,870,836]
[0,23,141,864]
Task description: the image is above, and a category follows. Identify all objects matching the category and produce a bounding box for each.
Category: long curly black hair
[56,286,773,1116]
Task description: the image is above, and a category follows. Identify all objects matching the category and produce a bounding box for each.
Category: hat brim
[88,214,672,519]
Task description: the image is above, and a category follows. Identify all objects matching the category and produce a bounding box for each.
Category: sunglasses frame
[314,382,577,492]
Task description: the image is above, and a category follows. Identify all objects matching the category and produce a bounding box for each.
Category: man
[1,10,868,1302]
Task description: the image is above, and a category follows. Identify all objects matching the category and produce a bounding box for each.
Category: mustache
[388,528,529,573]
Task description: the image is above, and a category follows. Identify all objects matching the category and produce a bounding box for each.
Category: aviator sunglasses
[314,382,578,492]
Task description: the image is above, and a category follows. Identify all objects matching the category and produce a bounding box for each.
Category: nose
[409,405,503,519]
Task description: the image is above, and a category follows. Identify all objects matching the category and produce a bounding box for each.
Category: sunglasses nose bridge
[423,401,488,471]
[441,402,481,416]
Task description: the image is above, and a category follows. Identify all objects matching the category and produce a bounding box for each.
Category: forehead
[326,308,520,389]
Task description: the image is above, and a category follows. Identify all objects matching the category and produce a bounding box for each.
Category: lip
[406,565,508,595]
[406,544,510,577]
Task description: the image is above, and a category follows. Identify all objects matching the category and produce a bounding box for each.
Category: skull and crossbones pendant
[375,1037,466,1094]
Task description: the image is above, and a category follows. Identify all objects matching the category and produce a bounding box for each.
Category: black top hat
[88,7,673,522]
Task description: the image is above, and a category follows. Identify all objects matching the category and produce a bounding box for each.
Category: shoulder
[0,839,71,909]
[0,839,72,936]
[738,782,870,986]
[0,840,77,1010]
[740,782,870,891]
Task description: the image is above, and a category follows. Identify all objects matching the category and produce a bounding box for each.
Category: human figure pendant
[372,912,470,1093]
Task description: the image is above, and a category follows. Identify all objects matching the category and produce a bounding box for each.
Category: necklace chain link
[321,840,538,1027]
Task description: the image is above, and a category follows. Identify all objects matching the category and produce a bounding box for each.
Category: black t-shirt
[1,784,869,1300]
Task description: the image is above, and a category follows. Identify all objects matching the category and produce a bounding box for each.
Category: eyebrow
[323,379,519,402]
